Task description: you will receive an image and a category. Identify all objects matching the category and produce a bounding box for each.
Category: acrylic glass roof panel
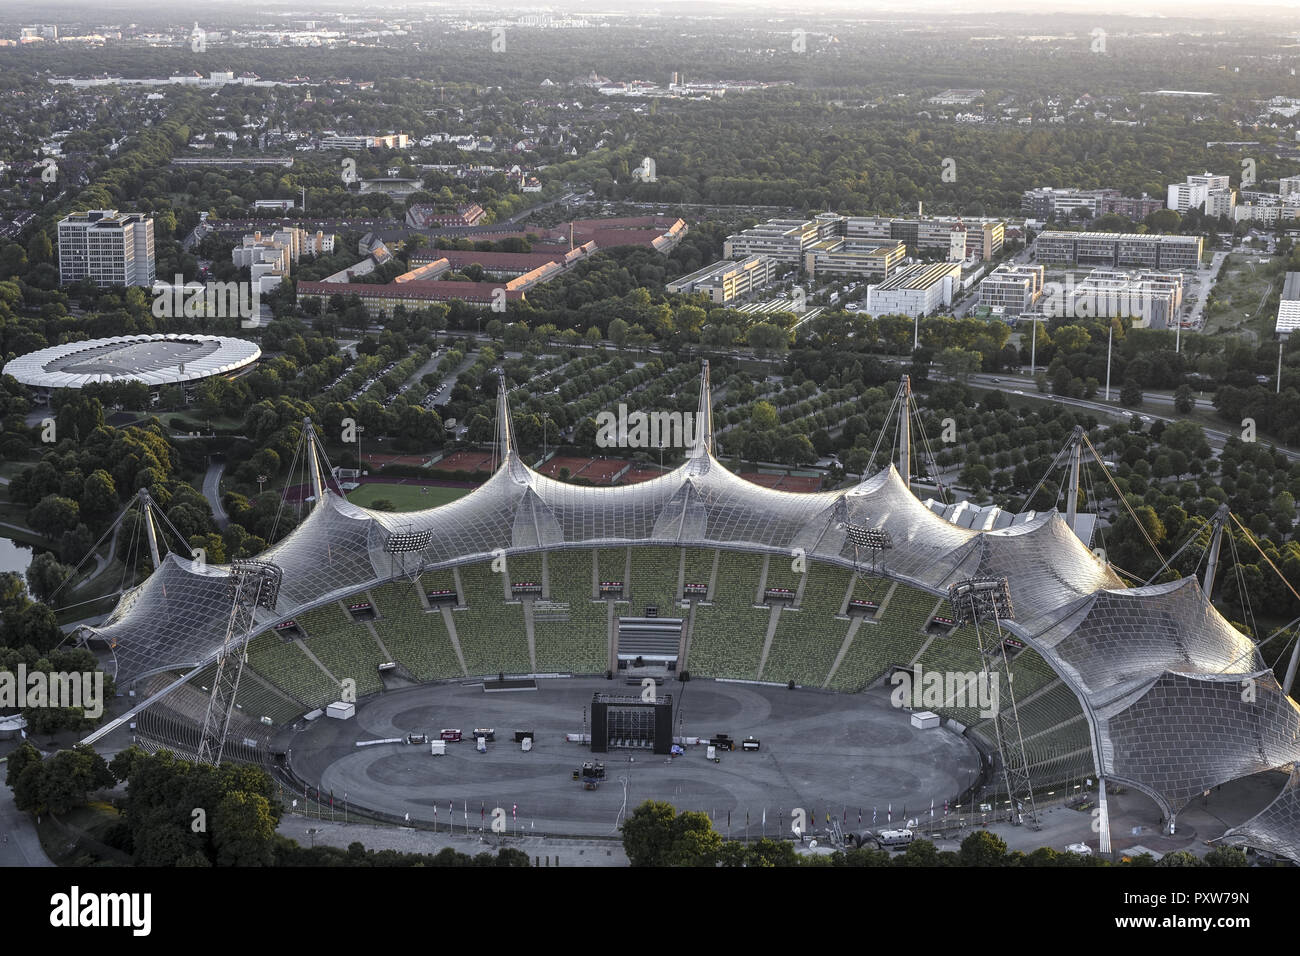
[1218,767,1300,862]
[257,494,384,610]
[1103,671,1300,811]
[1047,578,1260,698]
[973,515,1124,631]
[91,555,234,679]
[840,467,979,585]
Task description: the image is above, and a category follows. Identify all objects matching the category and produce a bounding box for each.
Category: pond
[0,534,34,586]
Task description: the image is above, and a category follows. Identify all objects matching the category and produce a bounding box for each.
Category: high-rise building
[1167,172,1235,216]
[57,209,155,287]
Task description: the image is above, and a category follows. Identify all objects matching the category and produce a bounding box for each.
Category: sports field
[346,482,471,511]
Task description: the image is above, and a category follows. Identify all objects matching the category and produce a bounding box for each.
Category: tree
[747,322,788,356]
[28,495,80,539]
[1203,845,1249,867]
[960,830,1008,866]
[212,791,277,867]
[4,741,42,788]
[1120,381,1143,408]
[1173,384,1195,414]
[26,552,73,603]
[620,800,677,866]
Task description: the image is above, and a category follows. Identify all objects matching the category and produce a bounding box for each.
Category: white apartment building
[1167,172,1235,216]
[233,227,334,292]
[57,209,155,287]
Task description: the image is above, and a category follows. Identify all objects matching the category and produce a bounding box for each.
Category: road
[0,768,55,867]
[959,370,1298,461]
[203,461,229,529]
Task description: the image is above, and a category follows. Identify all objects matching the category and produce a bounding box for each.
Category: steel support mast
[949,577,1040,829]
[195,560,282,766]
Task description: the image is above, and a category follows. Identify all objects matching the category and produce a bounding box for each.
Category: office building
[1277,272,1300,336]
[864,261,962,318]
[1034,231,1202,271]
[978,264,1045,315]
[57,209,155,287]
[803,239,906,280]
[667,255,778,304]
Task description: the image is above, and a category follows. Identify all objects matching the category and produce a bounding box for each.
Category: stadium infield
[288,677,981,838]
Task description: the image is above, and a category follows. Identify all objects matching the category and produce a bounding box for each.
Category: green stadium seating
[295,596,388,699]
[534,550,607,673]
[509,551,544,585]
[189,661,303,726]
[453,561,531,675]
[628,545,682,613]
[763,552,804,593]
[597,547,626,585]
[245,629,339,710]
[827,581,936,692]
[762,562,853,685]
[688,552,768,679]
[370,582,463,680]
[682,548,716,595]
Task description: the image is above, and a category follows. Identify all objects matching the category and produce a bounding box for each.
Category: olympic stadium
[76,363,1300,857]
[2,333,260,392]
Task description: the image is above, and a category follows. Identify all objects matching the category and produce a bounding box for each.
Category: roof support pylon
[897,375,911,489]
[691,360,714,457]
[1065,426,1083,532]
[1203,504,1231,598]
[139,488,161,571]
[303,418,325,503]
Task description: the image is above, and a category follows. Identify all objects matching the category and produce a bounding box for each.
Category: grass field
[346,482,471,511]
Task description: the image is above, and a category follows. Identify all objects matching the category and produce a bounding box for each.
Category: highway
[958,370,1300,461]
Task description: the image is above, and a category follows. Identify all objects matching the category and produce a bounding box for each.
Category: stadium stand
[509,551,544,588]
[688,551,769,679]
[628,545,682,613]
[189,661,304,726]
[827,580,938,692]
[453,561,531,674]
[245,629,339,710]
[764,552,804,593]
[370,581,463,680]
[762,562,853,686]
[294,596,388,698]
[534,550,608,673]
[682,548,716,596]
[597,547,626,587]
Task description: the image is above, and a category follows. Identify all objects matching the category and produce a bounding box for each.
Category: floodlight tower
[195,560,282,766]
[845,524,893,573]
[948,576,1040,830]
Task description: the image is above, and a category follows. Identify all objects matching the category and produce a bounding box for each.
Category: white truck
[876,828,914,848]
